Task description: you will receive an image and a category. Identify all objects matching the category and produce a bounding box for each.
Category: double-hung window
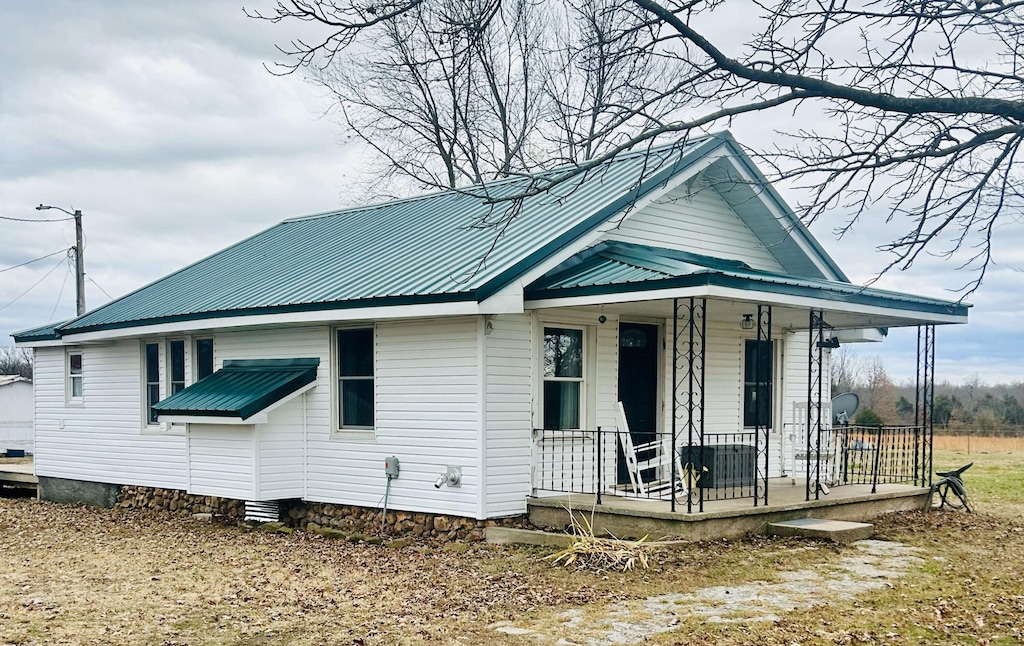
[66,351,83,403]
[543,327,584,430]
[337,328,374,428]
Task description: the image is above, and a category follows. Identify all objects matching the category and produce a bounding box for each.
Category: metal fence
[531,427,761,511]
[834,425,924,491]
[532,424,926,511]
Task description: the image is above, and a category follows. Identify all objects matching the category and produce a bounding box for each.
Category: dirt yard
[1,444,1022,645]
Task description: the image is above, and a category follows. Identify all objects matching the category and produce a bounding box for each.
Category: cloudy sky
[1,1,1020,386]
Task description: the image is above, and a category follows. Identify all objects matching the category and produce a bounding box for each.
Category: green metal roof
[526,242,970,318]
[53,135,731,335]
[152,358,319,420]
[11,321,67,342]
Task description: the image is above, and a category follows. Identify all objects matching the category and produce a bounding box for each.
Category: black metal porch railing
[533,424,927,511]
[532,427,761,509]
[833,425,924,491]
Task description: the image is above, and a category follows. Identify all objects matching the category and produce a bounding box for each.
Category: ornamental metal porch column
[915,324,936,487]
[754,305,772,506]
[673,297,706,514]
[806,310,827,501]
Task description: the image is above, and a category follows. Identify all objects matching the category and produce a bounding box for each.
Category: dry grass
[933,434,1024,454]
[1,442,1021,645]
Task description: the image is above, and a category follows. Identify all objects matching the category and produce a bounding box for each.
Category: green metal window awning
[153,358,319,424]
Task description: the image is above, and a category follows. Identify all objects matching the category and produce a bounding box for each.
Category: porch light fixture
[740,314,755,330]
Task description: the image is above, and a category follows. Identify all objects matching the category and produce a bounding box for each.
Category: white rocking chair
[613,401,688,500]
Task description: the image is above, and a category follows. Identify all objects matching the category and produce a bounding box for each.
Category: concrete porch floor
[528,478,929,541]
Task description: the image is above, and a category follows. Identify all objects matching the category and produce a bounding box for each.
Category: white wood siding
[602,181,785,272]
[188,425,255,499]
[663,321,745,439]
[255,396,306,500]
[482,314,533,516]
[305,317,483,518]
[32,343,187,488]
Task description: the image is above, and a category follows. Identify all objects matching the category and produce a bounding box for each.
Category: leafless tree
[830,346,863,395]
[0,346,32,380]
[250,0,1024,293]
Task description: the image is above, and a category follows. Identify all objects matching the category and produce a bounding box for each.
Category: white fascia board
[525,285,967,326]
[54,300,494,343]
[160,414,265,425]
[716,149,841,282]
[478,281,525,314]
[14,339,64,348]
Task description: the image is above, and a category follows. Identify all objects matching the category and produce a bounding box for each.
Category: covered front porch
[524,242,968,525]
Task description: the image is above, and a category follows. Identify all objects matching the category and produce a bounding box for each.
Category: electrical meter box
[384,456,400,478]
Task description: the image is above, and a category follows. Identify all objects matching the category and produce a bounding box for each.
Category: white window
[168,339,186,396]
[336,327,374,429]
[542,327,584,430]
[66,350,83,403]
[144,341,161,425]
[194,337,214,381]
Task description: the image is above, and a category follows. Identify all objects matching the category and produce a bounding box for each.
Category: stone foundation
[117,485,245,519]
[116,485,533,541]
[283,501,534,541]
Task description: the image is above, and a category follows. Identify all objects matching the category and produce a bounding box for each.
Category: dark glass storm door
[616,322,660,484]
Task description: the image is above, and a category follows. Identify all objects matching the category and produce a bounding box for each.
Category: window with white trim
[169,339,186,396]
[542,327,584,430]
[144,341,161,424]
[743,339,773,429]
[66,350,83,403]
[195,338,214,381]
[337,328,374,429]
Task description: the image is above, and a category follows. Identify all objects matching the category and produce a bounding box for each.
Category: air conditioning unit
[680,444,756,489]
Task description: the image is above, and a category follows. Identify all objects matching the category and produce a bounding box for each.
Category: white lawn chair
[613,401,688,500]
[787,401,839,488]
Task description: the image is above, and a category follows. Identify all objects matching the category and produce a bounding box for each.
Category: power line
[0,215,74,223]
[0,248,71,274]
[0,256,67,314]
[86,276,114,300]
[49,264,72,322]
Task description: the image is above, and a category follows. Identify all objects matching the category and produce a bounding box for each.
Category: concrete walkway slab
[768,518,874,543]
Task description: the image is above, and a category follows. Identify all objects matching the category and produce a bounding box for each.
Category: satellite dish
[832,392,860,425]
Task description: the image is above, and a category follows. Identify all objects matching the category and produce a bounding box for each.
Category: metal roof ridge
[283,133,723,224]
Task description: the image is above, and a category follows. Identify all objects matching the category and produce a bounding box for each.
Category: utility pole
[36,204,86,315]
[73,209,85,316]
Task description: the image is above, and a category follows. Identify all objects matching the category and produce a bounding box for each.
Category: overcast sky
[1,1,1020,387]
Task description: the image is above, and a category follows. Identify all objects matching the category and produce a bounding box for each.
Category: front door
[617,322,659,484]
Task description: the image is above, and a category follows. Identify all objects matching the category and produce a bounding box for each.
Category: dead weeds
[0,446,1020,645]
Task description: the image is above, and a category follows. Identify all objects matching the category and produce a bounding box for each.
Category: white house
[0,375,33,455]
[13,133,968,524]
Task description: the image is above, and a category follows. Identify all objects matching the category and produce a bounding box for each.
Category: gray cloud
[2,1,1019,386]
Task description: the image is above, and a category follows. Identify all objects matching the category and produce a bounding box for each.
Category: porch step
[768,518,874,543]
